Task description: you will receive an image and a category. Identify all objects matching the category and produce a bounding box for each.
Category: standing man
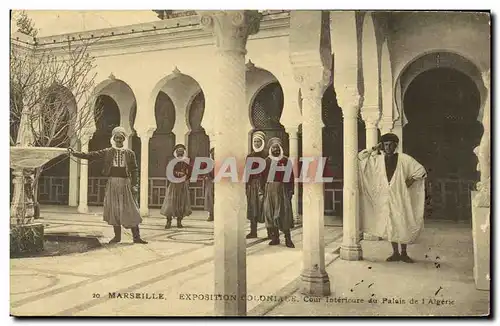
[358,133,427,263]
[245,131,268,239]
[68,126,148,244]
[262,137,295,248]
[160,144,192,229]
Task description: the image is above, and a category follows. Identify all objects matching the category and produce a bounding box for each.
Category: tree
[13,10,38,37]
[10,12,103,218]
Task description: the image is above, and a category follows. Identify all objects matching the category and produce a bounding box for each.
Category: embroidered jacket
[72,148,139,188]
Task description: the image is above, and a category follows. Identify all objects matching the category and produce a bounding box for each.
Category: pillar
[10,169,24,224]
[361,108,380,241]
[339,89,363,261]
[289,10,332,297]
[361,108,379,148]
[472,69,490,290]
[199,10,261,316]
[392,120,403,149]
[298,73,331,296]
[137,127,156,216]
[77,134,92,214]
[285,126,301,225]
[68,139,80,206]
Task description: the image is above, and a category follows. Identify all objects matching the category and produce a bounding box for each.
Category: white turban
[252,131,265,152]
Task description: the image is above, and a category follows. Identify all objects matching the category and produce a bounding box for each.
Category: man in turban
[358,133,427,263]
[245,131,268,239]
[160,144,192,228]
[262,137,295,248]
[68,126,148,244]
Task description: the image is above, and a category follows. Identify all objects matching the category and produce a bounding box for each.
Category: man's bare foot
[386,253,400,262]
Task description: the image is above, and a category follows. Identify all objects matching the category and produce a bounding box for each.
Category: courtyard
[10,206,489,317]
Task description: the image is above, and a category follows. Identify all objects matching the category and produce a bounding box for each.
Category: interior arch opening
[403,67,483,221]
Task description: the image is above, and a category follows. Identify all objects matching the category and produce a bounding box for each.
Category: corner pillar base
[340,244,363,261]
[300,268,331,296]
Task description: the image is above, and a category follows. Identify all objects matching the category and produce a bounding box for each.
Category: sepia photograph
[7,7,491,317]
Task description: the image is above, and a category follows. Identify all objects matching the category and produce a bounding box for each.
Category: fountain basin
[10,229,103,258]
[10,147,68,169]
[10,147,68,256]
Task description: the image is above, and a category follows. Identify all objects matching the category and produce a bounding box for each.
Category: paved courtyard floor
[10,206,489,317]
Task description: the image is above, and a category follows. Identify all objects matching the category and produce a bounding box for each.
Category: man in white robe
[358,133,427,263]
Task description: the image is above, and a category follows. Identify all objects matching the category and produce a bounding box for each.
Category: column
[339,89,363,261]
[77,134,92,214]
[299,75,331,296]
[471,69,490,290]
[392,120,403,149]
[68,138,79,206]
[199,10,261,316]
[10,169,24,225]
[286,126,301,225]
[138,127,156,217]
[361,109,380,241]
[361,108,379,148]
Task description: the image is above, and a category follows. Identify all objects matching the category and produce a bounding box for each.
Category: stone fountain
[10,146,68,255]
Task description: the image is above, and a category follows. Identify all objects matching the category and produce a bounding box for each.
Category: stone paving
[10,206,342,316]
[267,222,490,317]
[10,206,489,317]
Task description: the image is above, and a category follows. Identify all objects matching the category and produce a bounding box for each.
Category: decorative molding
[198,10,262,54]
[137,126,157,139]
[361,104,381,127]
[293,66,331,101]
[285,126,300,137]
[337,85,362,117]
[172,66,181,75]
[24,13,289,59]
[245,59,256,71]
[378,117,395,133]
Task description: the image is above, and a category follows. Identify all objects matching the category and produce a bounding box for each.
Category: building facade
[12,10,490,225]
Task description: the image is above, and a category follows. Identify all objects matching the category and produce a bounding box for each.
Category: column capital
[12,168,24,178]
[293,66,331,100]
[137,126,156,139]
[338,86,362,118]
[379,116,394,126]
[360,105,380,128]
[285,126,300,136]
[198,10,262,54]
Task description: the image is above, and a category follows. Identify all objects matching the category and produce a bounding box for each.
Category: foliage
[10,11,103,221]
[12,10,38,37]
[10,224,44,256]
